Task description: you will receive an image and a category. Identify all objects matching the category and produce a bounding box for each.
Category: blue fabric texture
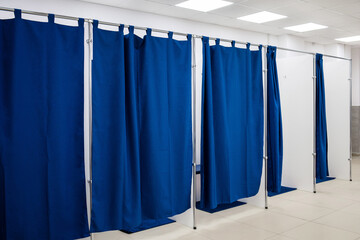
[91,23,192,232]
[315,53,329,179]
[266,46,283,193]
[201,37,264,210]
[0,10,89,240]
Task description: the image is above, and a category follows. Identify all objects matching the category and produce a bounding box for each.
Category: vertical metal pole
[349,59,353,181]
[191,35,197,230]
[86,21,94,240]
[313,54,317,193]
[263,46,268,209]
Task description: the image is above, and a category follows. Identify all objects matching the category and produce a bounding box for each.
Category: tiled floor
[83,155,360,240]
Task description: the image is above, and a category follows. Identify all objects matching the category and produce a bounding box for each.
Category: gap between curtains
[201,38,264,210]
[91,22,192,233]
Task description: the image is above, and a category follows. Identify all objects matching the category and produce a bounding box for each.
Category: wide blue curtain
[0,10,89,240]
[266,46,283,193]
[91,22,192,232]
[201,38,264,209]
[315,53,329,179]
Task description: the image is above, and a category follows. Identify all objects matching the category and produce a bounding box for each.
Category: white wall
[277,54,314,192]
[352,47,360,106]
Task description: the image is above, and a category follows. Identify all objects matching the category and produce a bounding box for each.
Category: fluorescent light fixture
[237,11,287,24]
[284,23,328,32]
[335,35,360,43]
[176,0,233,12]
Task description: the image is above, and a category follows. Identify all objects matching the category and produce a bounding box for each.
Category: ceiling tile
[145,0,184,5]
[300,0,359,8]
[211,4,258,18]
[239,0,295,11]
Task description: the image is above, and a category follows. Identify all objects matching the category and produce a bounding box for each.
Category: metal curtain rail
[0,6,354,61]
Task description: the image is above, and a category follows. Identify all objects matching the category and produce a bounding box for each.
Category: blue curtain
[266,46,283,193]
[91,22,192,232]
[315,53,329,179]
[0,10,89,240]
[201,38,264,209]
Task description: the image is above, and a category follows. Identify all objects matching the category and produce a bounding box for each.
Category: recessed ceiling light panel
[284,23,328,32]
[237,11,287,24]
[176,0,233,12]
[335,35,360,43]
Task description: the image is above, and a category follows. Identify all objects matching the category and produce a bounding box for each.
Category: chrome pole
[263,47,269,209]
[191,35,197,230]
[349,59,353,182]
[313,54,317,194]
[87,21,94,240]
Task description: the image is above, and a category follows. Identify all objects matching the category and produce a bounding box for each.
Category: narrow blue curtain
[316,53,329,179]
[201,38,264,209]
[0,10,89,240]
[266,46,283,193]
[91,23,192,232]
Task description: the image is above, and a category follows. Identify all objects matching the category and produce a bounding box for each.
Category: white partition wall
[276,54,314,192]
[323,58,351,180]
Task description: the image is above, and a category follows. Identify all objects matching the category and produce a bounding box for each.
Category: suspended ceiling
[80,0,360,45]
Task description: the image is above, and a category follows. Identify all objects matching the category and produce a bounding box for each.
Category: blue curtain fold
[201,38,264,210]
[0,10,89,240]
[315,53,329,179]
[91,23,192,232]
[266,46,283,193]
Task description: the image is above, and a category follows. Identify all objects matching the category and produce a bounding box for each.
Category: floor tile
[91,230,133,240]
[197,220,275,240]
[268,198,334,220]
[283,222,359,240]
[265,235,296,240]
[130,222,195,240]
[314,210,360,234]
[236,211,306,234]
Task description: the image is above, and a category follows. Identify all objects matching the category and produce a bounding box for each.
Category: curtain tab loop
[231,41,235,47]
[258,44,263,51]
[14,9,21,19]
[78,18,84,27]
[202,36,209,45]
[129,25,134,34]
[215,38,220,45]
[93,20,99,29]
[168,31,173,39]
[246,43,250,49]
[187,34,191,41]
[48,14,55,24]
[146,28,152,36]
[119,24,124,33]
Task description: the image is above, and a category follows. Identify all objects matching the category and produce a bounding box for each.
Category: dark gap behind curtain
[91,23,192,233]
[266,46,283,193]
[315,53,329,179]
[0,10,89,240]
[201,38,264,210]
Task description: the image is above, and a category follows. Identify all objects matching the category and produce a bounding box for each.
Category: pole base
[350,179,353,182]
[265,206,268,209]
[193,227,197,230]
[313,191,316,193]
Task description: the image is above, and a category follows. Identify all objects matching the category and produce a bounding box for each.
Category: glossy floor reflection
[80,155,360,240]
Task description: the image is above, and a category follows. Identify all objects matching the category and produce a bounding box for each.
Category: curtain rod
[0,6,352,61]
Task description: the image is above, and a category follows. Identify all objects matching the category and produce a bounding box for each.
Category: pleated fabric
[0,10,89,240]
[201,38,264,210]
[315,53,329,179]
[91,23,192,232]
[266,46,283,193]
